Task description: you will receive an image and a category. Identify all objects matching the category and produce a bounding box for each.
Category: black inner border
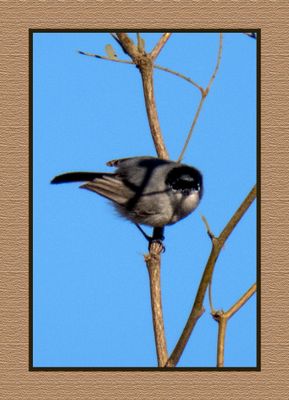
[29,29,261,371]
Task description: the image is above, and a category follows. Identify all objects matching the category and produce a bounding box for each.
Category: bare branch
[110,32,131,56]
[215,311,227,367]
[225,282,256,319]
[80,33,222,162]
[78,32,255,368]
[150,33,172,60]
[116,32,139,61]
[166,184,256,367]
[154,63,204,93]
[208,278,215,314]
[165,307,205,367]
[136,32,142,52]
[177,33,223,162]
[78,50,134,65]
[145,228,168,367]
[112,33,169,159]
[200,214,215,240]
[79,49,203,92]
[213,283,256,367]
[206,33,223,93]
[144,242,168,367]
[82,35,169,159]
[203,213,218,316]
[139,58,169,159]
[112,34,170,365]
[219,185,256,246]
[177,95,206,162]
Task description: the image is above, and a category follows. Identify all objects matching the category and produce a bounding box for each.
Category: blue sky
[33,32,257,368]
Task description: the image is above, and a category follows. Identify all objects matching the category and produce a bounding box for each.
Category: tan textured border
[1,1,288,399]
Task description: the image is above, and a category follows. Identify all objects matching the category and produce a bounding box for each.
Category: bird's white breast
[170,191,200,223]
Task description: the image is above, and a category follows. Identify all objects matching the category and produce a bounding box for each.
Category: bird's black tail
[51,172,109,184]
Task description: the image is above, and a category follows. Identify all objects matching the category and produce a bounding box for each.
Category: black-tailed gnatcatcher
[51,156,203,231]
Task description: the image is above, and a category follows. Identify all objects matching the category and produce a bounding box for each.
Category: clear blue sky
[33,32,257,368]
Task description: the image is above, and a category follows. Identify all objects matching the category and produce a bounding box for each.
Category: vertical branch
[145,247,168,367]
[115,32,170,366]
[213,283,256,367]
[139,59,169,159]
[116,32,169,159]
[206,33,223,93]
[215,312,227,367]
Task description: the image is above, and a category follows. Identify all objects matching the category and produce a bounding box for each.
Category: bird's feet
[148,238,165,254]
[135,225,165,253]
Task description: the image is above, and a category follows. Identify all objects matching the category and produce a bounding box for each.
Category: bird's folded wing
[80,176,129,205]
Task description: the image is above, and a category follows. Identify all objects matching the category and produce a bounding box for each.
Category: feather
[80,176,129,205]
[51,172,111,184]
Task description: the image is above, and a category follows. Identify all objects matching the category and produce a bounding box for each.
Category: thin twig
[154,63,203,93]
[166,184,256,367]
[208,278,215,314]
[201,215,217,315]
[225,282,256,319]
[79,49,203,92]
[79,33,222,159]
[206,33,223,93]
[200,214,215,240]
[177,95,206,162]
[150,33,172,60]
[177,33,223,162]
[78,50,134,65]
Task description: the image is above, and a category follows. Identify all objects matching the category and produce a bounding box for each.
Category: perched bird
[51,156,203,245]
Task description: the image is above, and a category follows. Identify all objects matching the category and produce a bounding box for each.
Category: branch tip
[201,214,215,240]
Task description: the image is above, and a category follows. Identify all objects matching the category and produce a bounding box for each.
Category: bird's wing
[106,156,155,168]
[80,175,130,205]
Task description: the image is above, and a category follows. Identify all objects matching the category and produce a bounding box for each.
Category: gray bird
[51,156,203,244]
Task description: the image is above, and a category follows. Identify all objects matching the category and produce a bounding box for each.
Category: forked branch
[166,185,256,367]
[115,33,169,160]
[213,283,257,367]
